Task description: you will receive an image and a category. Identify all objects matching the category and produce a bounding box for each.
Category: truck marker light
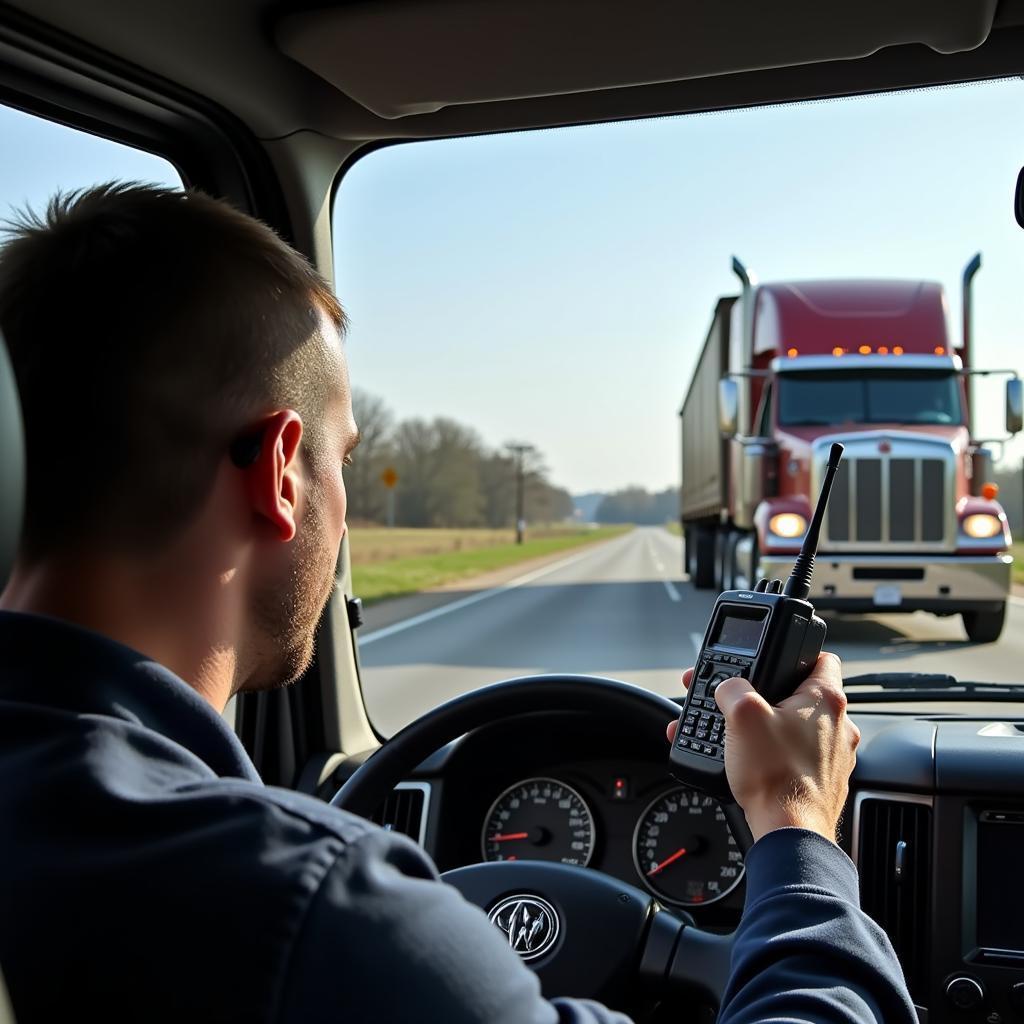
[981,482,999,501]
[769,512,807,539]
[877,346,889,355]
[786,347,798,358]
[858,345,871,355]
[893,345,905,355]
[831,346,844,357]
[962,514,1002,539]
[934,346,946,355]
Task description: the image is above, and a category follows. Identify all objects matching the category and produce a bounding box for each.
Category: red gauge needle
[647,847,688,877]
[490,832,529,842]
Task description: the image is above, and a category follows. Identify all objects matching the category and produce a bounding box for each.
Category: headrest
[0,330,24,591]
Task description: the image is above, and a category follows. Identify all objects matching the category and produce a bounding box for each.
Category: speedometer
[633,787,744,907]
[482,777,595,866]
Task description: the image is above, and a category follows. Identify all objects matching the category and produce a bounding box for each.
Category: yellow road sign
[381,467,398,489]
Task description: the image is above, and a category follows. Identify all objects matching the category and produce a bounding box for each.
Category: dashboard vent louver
[371,785,426,845]
[858,798,932,1001]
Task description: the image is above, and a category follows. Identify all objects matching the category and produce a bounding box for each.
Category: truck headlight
[769,512,807,538]
[962,514,1002,539]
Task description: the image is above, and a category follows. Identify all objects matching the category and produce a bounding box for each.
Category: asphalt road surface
[357,526,1024,736]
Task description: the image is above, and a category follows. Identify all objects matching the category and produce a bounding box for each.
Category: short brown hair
[0,182,346,561]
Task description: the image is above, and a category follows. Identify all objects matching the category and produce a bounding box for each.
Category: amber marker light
[831,346,844,357]
[934,346,946,355]
[893,345,905,355]
[787,347,798,358]
[981,482,1000,501]
[877,346,889,355]
[858,345,871,355]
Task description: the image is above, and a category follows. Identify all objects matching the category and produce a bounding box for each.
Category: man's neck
[0,553,239,712]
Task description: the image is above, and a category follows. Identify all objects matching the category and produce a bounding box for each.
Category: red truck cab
[680,256,1023,642]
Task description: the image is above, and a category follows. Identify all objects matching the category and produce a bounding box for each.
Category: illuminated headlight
[961,514,1002,539]
[769,512,807,539]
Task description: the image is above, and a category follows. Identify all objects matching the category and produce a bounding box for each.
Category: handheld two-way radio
[669,442,845,803]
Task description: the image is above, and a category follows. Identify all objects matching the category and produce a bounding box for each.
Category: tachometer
[482,777,595,866]
[633,787,744,906]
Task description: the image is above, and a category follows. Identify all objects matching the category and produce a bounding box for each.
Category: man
[0,184,916,1023]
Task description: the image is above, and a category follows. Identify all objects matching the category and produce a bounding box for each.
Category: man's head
[0,183,359,693]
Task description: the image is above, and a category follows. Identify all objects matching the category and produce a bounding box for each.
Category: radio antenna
[783,443,844,601]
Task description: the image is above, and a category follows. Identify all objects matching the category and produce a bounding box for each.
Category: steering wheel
[331,674,743,1013]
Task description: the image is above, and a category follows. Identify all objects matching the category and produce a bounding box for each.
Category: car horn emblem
[487,894,560,961]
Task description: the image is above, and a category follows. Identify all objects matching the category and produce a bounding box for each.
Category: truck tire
[692,525,715,590]
[962,605,1006,644]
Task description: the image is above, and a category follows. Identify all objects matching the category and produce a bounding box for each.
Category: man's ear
[237,410,304,542]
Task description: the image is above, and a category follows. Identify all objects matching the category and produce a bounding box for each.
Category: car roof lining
[3,0,1024,149]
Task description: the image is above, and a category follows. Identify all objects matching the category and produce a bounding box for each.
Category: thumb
[714,676,770,719]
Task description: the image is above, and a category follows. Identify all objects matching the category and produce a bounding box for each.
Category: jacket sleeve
[277,826,632,1024]
[719,828,918,1024]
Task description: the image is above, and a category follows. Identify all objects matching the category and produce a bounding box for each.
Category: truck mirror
[1006,378,1023,434]
[718,378,739,437]
[1016,166,1024,229]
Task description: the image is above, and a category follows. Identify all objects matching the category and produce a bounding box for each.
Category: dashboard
[331,703,1024,1023]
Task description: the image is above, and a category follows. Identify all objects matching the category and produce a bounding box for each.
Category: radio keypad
[679,657,752,762]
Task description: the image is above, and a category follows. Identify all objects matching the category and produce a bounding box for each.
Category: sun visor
[276,0,997,120]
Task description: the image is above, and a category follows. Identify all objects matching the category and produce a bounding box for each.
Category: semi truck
[679,255,1023,643]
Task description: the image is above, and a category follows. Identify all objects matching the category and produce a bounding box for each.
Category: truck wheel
[692,526,715,590]
[962,605,1006,644]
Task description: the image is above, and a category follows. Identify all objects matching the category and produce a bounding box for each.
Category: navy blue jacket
[0,612,916,1023]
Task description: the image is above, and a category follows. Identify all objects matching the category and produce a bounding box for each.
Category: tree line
[594,486,679,525]
[346,389,575,528]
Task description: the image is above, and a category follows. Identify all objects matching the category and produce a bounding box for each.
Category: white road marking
[662,579,681,602]
[358,536,627,646]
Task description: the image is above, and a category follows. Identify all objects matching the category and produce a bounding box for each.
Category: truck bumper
[756,554,1012,614]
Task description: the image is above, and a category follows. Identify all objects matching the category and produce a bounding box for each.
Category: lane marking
[662,579,681,602]
[358,533,632,647]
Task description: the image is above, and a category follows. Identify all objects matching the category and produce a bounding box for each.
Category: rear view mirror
[718,378,739,437]
[1007,378,1023,435]
[1016,167,1024,230]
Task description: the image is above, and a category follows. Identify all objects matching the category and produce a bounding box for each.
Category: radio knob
[945,976,985,1011]
[1009,981,1024,1014]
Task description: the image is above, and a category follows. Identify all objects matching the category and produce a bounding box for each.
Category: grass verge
[1012,543,1024,586]
[352,525,631,604]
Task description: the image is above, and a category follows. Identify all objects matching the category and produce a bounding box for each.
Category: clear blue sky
[2,80,1023,496]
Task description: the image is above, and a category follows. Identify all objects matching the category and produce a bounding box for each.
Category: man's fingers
[714,676,770,721]
[681,667,694,688]
[666,720,677,744]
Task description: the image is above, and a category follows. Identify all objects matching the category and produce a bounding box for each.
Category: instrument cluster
[479,774,744,908]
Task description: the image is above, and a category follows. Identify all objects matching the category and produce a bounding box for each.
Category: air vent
[858,797,932,1001]
[371,784,428,845]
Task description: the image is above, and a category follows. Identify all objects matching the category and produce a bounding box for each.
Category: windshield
[778,371,963,427]
[333,80,1024,735]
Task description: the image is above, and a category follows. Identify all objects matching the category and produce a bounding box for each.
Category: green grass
[1013,543,1024,586]
[664,521,682,536]
[352,526,631,604]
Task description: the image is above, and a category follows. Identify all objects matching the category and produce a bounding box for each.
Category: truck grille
[823,447,951,549]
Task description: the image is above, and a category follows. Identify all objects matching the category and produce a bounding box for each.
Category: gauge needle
[490,832,529,842]
[647,847,687,877]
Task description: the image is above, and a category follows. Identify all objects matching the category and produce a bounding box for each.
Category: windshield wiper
[844,673,1024,702]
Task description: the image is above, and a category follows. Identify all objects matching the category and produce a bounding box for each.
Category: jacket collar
[0,610,261,783]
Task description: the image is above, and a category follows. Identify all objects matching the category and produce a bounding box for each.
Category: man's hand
[667,654,859,844]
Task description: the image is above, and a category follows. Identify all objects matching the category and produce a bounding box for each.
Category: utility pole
[506,443,535,544]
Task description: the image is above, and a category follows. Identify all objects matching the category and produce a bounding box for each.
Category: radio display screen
[977,813,1024,951]
[710,606,768,653]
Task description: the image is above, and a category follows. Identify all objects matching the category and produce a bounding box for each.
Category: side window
[755,382,773,437]
[0,103,181,218]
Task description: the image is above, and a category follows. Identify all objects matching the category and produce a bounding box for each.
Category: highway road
[357,526,1024,736]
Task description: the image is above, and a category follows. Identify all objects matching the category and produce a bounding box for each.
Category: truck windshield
[777,370,963,427]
